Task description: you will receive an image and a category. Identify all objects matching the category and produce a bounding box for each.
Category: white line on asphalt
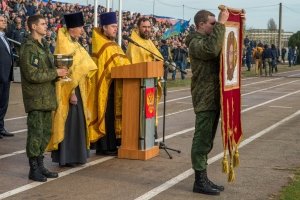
[0,156,114,200]
[158,108,194,119]
[175,102,193,105]
[243,77,282,87]
[164,76,285,93]
[4,116,27,122]
[159,78,296,105]
[269,106,292,109]
[0,150,26,160]
[242,80,299,96]
[158,80,299,118]
[242,89,300,113]
[167,88,189,93]
[280,69,300,74]
[158,96,191,104]
[242,77,257,80]
[288,73,300,77]
[260,91,290,94]
[12,129,27,134]
[134,110,300,200]
[155,128,195,143]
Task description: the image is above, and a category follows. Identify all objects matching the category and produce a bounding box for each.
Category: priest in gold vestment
[88,12,131,155]
[126,17,164,137]
[47,12,97,166]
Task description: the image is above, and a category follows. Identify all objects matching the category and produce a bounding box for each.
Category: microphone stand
[159,72,181,159]
[127,38,181,159]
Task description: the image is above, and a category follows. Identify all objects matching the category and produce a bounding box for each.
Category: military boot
[37,155,58,178]
[29,157,47,182]
[203,170,224,191]
[193,169,220,195]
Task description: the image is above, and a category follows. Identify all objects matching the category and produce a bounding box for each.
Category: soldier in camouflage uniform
[20,15,68,182]
[185,9,229,195]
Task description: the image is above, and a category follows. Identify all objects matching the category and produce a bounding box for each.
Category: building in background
[246,29,293,48]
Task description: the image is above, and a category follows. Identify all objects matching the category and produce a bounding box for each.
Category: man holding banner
[185,9,229,195]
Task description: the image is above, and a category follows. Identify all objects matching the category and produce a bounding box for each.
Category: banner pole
[118,0,122,46]
[94,0,98,27]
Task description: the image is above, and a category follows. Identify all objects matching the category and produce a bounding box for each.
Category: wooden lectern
[111,61,163,160]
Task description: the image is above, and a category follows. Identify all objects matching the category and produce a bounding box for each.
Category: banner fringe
[228,164,236,182]
[233,149,240,167]
[222,154,229,174]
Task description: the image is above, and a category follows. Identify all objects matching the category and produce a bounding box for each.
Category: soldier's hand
[241,13,246,20]
[218,8,229,24]
[57,68,69,77]
[69,93,78,105]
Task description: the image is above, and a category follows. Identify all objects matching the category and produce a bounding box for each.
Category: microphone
[122,35,138,46]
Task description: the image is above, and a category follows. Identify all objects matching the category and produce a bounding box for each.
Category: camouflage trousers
[26,111,52,158]
[191,110,220,171]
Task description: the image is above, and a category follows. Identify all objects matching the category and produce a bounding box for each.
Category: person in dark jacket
[11,23,26,43]
[11,22,27,65]
[271,44,278,73]
[245,45,252,71]
[185,9,229,196]
[25,2,36,16]
[160,39,171,79]
[20,15,68,182]
[171,43,188,80]
[0,14,14,138]
[288,47,294,67]
[281,47,287,63]
[262,44,274,76]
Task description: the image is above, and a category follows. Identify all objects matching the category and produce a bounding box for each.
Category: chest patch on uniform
[31,55,40,67]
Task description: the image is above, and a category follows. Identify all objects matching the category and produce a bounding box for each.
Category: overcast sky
[63,0,300,33]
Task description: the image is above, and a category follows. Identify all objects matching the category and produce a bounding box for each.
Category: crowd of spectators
[1,0,191,75]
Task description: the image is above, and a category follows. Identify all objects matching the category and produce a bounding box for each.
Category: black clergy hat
[64,12,84,28]
[100,12,117,26]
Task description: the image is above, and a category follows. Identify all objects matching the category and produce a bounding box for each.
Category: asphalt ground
[1,66,300,200]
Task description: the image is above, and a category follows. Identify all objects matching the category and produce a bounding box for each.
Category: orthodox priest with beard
[88,12,131,155]
[126,17,164,136]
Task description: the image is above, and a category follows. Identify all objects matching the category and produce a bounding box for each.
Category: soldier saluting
[19,15,68,182]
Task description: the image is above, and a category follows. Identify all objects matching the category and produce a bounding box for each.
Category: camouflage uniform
[20,36,58,158]
[185,23,225,171]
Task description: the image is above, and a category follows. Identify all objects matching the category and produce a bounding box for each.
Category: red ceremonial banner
[145,87,156,118]
[219,5,245,182]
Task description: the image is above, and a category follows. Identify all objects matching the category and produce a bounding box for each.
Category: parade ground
[1,66,300,200]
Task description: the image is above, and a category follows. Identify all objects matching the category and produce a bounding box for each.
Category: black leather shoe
[0,134,3,139]
[96,150,118,156]
[64,163,76,167]
[0,130,14,137]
